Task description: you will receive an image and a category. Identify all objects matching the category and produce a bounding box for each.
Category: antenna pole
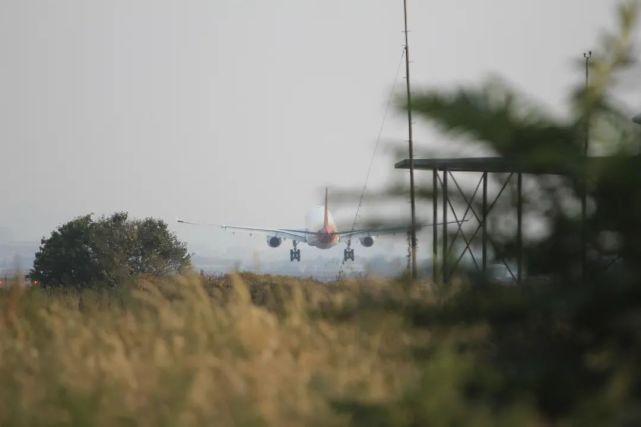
[403,0,418,280]
[583,51,592,156]
[581,51,591,279]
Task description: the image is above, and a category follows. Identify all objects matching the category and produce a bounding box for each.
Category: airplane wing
[220,225,310,242]
[336,226,412,239]
[336,220,469,240]
[177,220,309,242]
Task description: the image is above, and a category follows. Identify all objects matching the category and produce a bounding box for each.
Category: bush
[30,213,190,288]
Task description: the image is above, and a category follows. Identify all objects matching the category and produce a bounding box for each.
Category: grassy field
[0,273,632,426]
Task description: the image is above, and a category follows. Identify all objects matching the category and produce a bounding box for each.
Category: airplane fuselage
[305,206,340,249]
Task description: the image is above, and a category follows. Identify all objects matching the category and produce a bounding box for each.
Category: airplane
[178,188,463,262]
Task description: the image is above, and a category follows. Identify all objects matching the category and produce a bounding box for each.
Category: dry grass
[0,274,552,426]
[0,274,446,427]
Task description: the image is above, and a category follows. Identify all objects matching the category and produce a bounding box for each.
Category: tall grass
[5,273,636,425]
[0,275,444,427]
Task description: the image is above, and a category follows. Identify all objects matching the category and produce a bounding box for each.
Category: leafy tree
[405,2,640,280]
[398,2,641,424]
[30,213,190,288]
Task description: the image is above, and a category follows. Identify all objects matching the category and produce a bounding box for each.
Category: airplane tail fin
[324,187,329,228]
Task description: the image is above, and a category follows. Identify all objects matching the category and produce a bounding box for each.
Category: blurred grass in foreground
[11,272,641,427]
[0,274,545,427]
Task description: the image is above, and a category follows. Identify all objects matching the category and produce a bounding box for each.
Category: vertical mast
[581,51,591,278]
[403,0,418,280]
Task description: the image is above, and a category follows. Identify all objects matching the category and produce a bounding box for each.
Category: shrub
[30,213,190,288]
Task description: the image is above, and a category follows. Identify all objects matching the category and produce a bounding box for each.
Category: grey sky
[0,0,638,261]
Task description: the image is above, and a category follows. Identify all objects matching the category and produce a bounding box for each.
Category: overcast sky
[1,0,639,261]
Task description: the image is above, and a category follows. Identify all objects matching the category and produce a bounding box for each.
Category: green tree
[399,2,641,424]
[30,213,190,288]
[405,2,640,280]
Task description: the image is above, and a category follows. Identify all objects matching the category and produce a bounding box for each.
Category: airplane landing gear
[290,241,301,262]
[344,241,355,262]
[344,249,355,262]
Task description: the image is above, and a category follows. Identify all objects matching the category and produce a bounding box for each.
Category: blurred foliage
[406,0,640,279]
[353,1,641,425]
[30,212,190,288]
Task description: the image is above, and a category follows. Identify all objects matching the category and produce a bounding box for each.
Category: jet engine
[267,236,282,248]
[359,236,375,247]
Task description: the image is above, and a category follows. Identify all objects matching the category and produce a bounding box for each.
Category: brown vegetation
[0,275,449,427]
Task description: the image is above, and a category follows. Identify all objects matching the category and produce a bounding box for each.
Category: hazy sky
[1,0,639,261]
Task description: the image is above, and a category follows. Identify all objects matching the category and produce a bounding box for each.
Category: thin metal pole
[581,51,591,279]
[442,169,448,283]
[403,0,418,280]
[433,168,438,283]
[517,173,523,283]
[583,51,591,156]
[482,172,488,272]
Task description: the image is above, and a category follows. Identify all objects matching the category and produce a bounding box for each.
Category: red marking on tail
[324,187,329,228]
